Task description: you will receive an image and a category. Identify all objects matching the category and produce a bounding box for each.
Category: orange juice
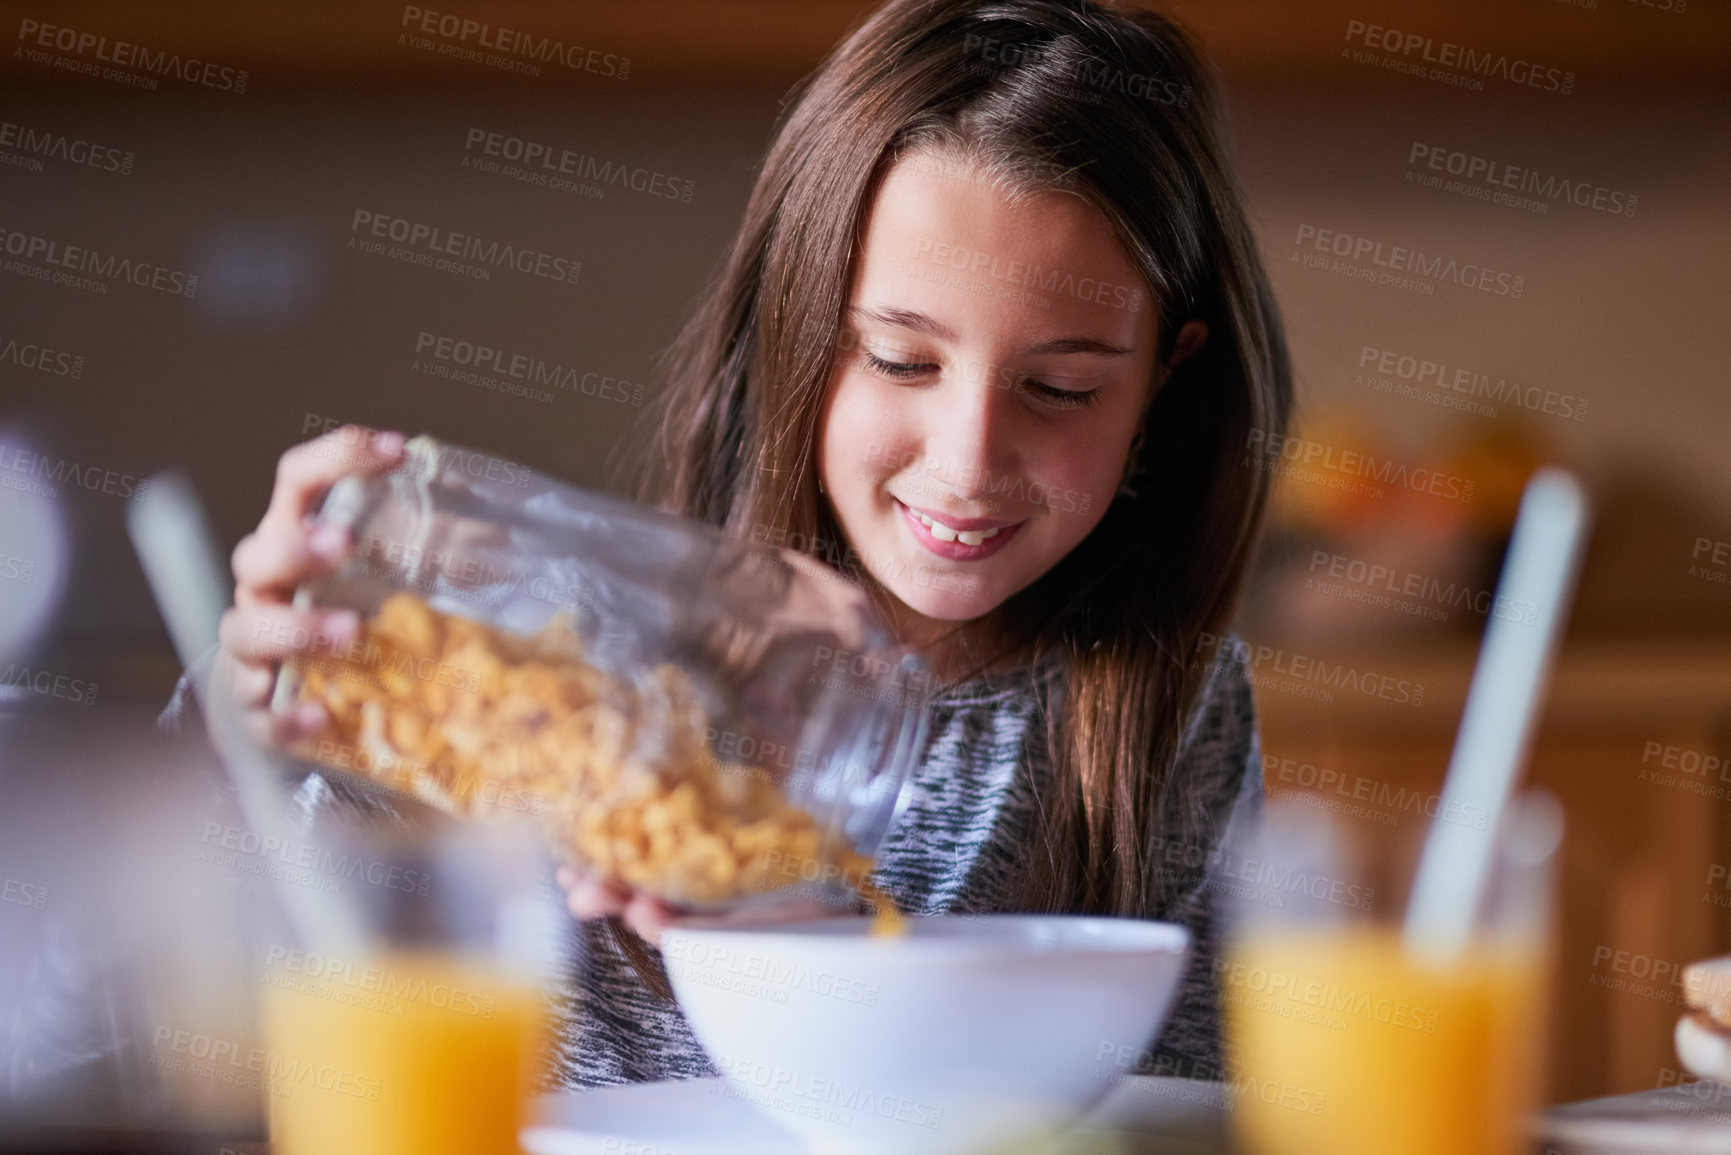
[1223,927,1545,1155]
[262,951,545,1155]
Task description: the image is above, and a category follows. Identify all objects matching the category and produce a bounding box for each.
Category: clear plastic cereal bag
[271,435,931,913]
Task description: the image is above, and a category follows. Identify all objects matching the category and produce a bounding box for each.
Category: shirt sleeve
[154,643,218,736]
[1139,635,1263,1081]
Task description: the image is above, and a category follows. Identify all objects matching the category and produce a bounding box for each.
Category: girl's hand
[213,426,407,750]
[555,865,856,947]
[557,865,683,945]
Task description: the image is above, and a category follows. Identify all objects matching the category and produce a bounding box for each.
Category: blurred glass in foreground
[261,822,554,1155]
[0,427,70,665]
[0,708,264,1150]
[1223,794,1561,1155]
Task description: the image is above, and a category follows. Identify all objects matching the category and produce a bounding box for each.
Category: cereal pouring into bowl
[283,590,906,926]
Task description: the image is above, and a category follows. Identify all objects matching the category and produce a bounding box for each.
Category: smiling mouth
[907,508,998,546]
[894,498,1024,560]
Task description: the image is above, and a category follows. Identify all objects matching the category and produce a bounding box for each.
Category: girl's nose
[921,364,1012,502]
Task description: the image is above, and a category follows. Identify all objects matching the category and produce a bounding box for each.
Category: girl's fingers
[219,604,360,665]
[563,871,632,921]
[707,895,844,927]
[555,863,839,944]
[230,427,403,604]
[239,700,329,749]
[207,651,326,750]
[224,654,279,710]
[623,893,679,946]
[262,427,406,530]
[558,869,680,947]
[232,522,351,602]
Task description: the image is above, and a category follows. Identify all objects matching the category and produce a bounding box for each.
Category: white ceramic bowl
[660,914,1191,1155]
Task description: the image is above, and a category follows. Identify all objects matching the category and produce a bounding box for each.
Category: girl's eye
[1022,378,1100,409]
[864,351,937,380]
[863,350,1099,409]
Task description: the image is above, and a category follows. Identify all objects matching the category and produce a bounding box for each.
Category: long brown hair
[630,0,1291,923]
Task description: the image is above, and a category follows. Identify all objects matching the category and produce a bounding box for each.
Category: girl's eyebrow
[1028,336,1133,357]
[849,306,1132,357]
[851,305,954,340]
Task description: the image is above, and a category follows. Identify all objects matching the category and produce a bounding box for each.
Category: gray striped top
[165,637,1261,1089]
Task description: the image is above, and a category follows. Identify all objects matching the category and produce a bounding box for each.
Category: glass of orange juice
[257,821,553,1155]
[1222,792,1560,1155]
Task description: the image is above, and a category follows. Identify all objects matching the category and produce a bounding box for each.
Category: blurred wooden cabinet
[1256,642,1731,1105]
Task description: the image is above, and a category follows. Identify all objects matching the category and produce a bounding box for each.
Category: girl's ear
[1166,319,1209,372]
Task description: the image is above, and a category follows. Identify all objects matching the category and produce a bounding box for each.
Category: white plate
[523,1077,807,1155]
[1534,1084,1731,1154]
[522,1075,1230,1155]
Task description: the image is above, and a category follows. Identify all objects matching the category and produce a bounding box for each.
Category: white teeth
[905,502,1003,545]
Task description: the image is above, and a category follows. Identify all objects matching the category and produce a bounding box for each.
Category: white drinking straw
[123,473,228,672]
[129,473,370,959]
[1402,468,1589,965]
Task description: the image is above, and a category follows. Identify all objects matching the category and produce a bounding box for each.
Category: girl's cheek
[819,372,861,483]
[828,372,910,489]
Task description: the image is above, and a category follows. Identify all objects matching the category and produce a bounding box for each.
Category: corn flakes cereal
[286,592,900,922]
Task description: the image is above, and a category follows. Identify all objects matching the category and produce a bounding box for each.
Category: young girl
[208,0,1289,1092]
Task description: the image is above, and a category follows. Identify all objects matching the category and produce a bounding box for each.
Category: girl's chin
[881,580,1007,626]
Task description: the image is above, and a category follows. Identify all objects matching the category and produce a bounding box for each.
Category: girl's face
[817,153,1167,635]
